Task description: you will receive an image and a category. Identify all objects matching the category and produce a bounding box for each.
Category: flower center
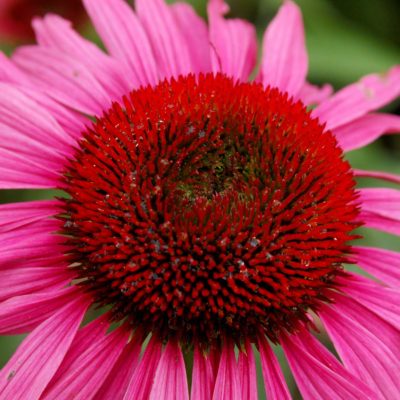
[61,74,359,345]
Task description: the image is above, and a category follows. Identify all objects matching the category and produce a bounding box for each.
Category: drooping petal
[32,15,130,102]
[337,273,400,330]
[170,2,212,74]
[212,340,240,400]
[358,188,400,236]
[352,246,400,287]
[0,130,68,168]
[149,340,189,400]
[13,46,112,116]
[42,325,129,400]
[320,293,400,400]
[0,266,72,302]
[207,0,257,80]
[191,344,216,400]
[313,66,400,130]
[0,84,75,153]
[333,113,400,151]
[353,169,400,185]
[0,295,89,400]
[0,218,67,275]
[0,52,87,138]
[0,287,79,334]
[260,1,308,96]
[0,52,30,85]
[47,313,110,383]
[258,334,291,400]
[0,232,65,269]
[209,345,221,381]
[0,83,73,188]
[94,333,142,400]
[123,334,162,400]
[281,327,376,399]
[2,256,67,273]
[0,200,59,232]
[136,0,194,79]
[297,82,333,106]
[359,188,400,219]
[0,149,61,188]
[0,236,66,271]
[0,219,62,255]
[83,0,158,87]
[238,340,258,400]
[360,212,400,236]
[10,85,87,142]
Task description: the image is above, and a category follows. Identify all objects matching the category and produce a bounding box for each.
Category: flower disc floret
[61,73,360,345]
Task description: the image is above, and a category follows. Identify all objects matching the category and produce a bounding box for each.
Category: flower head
[0,0,399,399]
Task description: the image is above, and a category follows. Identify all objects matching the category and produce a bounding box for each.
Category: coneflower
[0,1,399,399]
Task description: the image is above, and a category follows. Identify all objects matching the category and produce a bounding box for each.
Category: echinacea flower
[0,0,399,398]
[0,0,86,42]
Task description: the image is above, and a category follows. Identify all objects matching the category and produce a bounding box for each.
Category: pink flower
[0,0,399,399]
[0,0,86,42]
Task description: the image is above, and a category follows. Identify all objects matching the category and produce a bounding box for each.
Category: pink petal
[333,113,400,151]
[313,66,400,130]
[260,1,308,96]
[238,340,258,400]
[0,173,56,189]
[123,334,162,400]
[0,295,89,400]
[209,345,221,379]
[354,168,400,185]
[0,200,59,233]
[352,246,400,287]
[0,149,61,188]
[359,211,400,236]
[0,220,65,270]
[337,273,400,330]
[32,15,130,102]
[0,83,74,151]
[20,87,87,140]
[191,344,216,400]
[0,87,74,186]
[13,46,111,116]
[136,0,195,79]
[0,266,72,302]
[212,340,240,400]
[94,332,142,400]
[0,52,30,84]
[149,340,189,400]
[282,328,376,399]
[47,313,110,383]
[358,188,400,235]
[83,0,158,87]
[52,313,110,382]
[320,293,400,399]
[0,52,86,138]
[0,139,63,170]
[258,334,291,400]
[297,82,333,106]
[42,325,129,399]
[0,287,79,334]
[1,219,61,250]
[359,188,400,219]
[170,2,212,74]
[207,0,257,80]
[0,235,65,268]
[0,252,66,272]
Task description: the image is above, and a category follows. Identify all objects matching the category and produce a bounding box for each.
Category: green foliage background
[0,0,399,398]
